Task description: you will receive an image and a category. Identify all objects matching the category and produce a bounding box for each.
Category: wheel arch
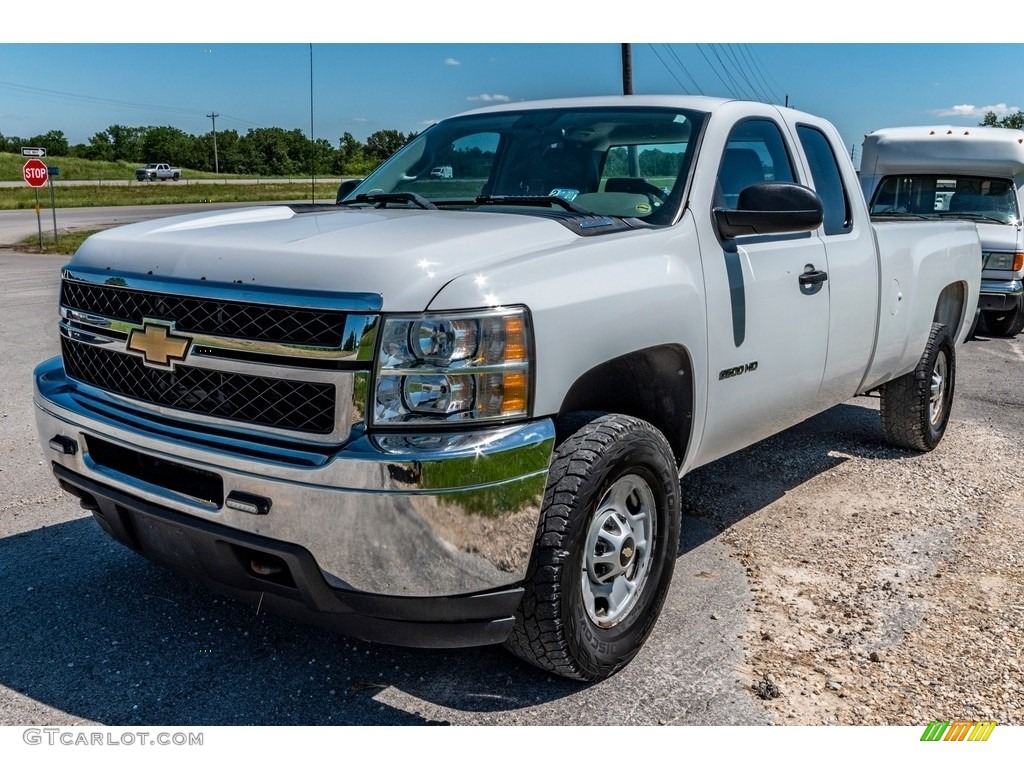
[933,280,968,340]
[557,344,693,467]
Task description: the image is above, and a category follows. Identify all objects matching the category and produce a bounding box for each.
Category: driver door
[694,116,831,465]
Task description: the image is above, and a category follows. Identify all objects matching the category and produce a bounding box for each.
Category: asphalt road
[1,242,1020,730]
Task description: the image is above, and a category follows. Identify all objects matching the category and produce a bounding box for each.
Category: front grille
[62,337,336,434]
[61,280,347,346]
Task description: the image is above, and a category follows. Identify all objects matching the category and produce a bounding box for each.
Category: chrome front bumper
[34,356,554,604]
[979,278,1023,312]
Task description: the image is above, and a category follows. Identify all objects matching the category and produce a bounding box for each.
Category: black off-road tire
[983,302,1024,338]
[504,412,680,681]
[879,322,955,452]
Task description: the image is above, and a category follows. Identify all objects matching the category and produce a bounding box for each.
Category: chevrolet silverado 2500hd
[34,96,981,681]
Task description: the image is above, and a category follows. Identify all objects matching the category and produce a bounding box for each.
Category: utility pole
[310,43,316,203]
[621,44,639,175]
[207,112,219,174]
[621,43,633,95]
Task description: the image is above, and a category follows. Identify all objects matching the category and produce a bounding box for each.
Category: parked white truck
[135,162,181,182]
[861,125,1024,337]
[34,96,980,681]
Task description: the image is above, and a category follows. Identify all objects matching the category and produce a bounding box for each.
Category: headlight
[984,251,1024,271]
[372,307,532,425]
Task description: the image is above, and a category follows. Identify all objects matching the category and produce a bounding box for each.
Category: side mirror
[714,182,823,239]
[336,178,364,204]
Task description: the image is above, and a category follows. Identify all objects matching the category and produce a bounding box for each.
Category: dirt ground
[682,389,1024,725]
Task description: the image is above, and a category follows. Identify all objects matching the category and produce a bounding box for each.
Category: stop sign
[23,158,49,187]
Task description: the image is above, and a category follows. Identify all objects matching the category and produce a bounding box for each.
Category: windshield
[344,106,706,225]
[870,174,1019,225]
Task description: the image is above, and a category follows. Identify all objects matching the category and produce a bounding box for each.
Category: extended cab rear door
[791,119,879,404]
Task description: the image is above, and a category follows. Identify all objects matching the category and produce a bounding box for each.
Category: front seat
[718,148,765,207]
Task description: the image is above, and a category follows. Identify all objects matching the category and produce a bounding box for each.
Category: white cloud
[445,57,461,66]
[467,93,512,103]
[934,102,1020,118]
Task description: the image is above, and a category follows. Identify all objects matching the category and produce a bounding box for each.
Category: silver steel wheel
[929,349,949,427]
[581,473,657,627]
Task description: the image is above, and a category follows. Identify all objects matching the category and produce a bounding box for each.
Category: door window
[716,119,796,208]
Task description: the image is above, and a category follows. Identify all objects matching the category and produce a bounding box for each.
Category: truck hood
[974,221,1024,252]
[69,205,582,310]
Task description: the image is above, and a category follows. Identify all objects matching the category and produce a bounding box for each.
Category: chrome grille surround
[58,267,381,443]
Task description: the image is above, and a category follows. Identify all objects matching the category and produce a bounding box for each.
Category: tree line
[0,125,415,176]
[8,111,1018,179]
[981,111,1024,130]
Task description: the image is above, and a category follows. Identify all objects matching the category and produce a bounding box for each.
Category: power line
[722,44,769,102]
[665,45,704,94]
[0,79,264,132]
[647,44,692,94]
[695,44,738,97]
[738,44,782,104]
[743,45,788,105]
[708,44,752,99]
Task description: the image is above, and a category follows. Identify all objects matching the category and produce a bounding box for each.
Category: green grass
[1,151,342,209]
[0,181,341,210]
[0,151,260,182]
[2,152,136,181]
[15,229,100,255]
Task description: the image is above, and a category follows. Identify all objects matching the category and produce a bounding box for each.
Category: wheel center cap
[620,537,636,568]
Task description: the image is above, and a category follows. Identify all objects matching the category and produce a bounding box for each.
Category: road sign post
[48,167,59,246]
[23,159,49,251]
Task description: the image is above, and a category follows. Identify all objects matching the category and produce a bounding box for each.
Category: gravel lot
[683,386,1023,725]
[1,245,1021,728]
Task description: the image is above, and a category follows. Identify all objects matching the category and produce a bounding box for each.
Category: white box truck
[861,125,1024,337]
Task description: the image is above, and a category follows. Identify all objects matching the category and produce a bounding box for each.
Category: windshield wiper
[870,211,930,219]
[473,195,592,215]
[340,192,438,210]
[936,212,1010,225]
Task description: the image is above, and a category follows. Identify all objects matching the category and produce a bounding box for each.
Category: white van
[429,165,453,179]
[861,125,1024,337]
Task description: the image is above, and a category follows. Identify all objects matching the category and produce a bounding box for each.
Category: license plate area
[84,435,224,507]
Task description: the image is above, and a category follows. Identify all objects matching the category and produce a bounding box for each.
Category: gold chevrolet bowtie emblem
[126,321,192,368]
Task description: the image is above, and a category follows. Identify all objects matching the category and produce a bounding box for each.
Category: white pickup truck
[135,162,181,182]
[34,96,980,681]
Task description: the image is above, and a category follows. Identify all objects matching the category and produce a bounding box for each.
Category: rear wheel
[504,412,680,681]
[984,301,1024,338]
[879,322,955,451]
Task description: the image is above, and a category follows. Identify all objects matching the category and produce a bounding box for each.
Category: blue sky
[2,5,1023,169]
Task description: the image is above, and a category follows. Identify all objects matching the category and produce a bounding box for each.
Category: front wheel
[984,302,1024,338]
[504,412,680,681]
[879,322,955,451]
